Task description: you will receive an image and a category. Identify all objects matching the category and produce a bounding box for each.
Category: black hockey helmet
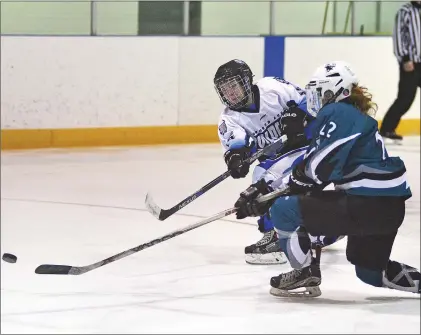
[214,59,254,110]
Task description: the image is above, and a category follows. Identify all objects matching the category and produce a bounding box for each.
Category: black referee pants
[380,62,421,134]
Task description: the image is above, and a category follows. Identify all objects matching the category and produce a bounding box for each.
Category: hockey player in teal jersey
[233,61,420,297]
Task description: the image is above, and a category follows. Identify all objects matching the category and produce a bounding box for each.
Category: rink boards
[1,36,420,149]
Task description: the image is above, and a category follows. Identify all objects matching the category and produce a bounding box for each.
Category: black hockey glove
[288,160,318,195]
[235,179,276,219]
[224,145,253,179]
[280,101,311,148]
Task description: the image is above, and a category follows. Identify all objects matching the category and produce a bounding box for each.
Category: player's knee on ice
[355,265,383,287]
[356,261,421,293]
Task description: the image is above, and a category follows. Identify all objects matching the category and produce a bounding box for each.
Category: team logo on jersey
[253,118,283,149]
[219,120,227,135]
[325,63,335,72]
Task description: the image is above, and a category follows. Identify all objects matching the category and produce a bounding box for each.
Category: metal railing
[1,0,399,36]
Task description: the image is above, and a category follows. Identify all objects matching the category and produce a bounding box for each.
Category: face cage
[306,79,339,117]
[306,86,323,118]
[215,75,251,110]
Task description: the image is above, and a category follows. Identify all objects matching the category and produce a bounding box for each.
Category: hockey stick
[34,188,288,275]
[145,135,288,221]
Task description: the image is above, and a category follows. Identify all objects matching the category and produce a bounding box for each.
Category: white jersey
[218,77,306,153]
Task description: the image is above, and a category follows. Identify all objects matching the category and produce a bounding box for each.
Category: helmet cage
[215,74,252,110]
[305,78,346,117]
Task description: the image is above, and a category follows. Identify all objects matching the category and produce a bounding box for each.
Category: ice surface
[1,138,420,334]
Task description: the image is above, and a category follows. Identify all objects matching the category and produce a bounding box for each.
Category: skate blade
[245,252,288,265]
[269,285,321,298]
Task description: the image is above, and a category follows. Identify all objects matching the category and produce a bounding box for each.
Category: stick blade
[35,264,73,275]
[145,192,165,220]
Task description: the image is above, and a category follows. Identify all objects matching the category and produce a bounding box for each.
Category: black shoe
[380,131,403,142]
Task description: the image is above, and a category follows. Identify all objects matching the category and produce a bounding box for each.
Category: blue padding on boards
[264,36,285,78]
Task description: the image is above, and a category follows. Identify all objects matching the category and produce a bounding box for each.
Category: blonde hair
[348,84,378,117]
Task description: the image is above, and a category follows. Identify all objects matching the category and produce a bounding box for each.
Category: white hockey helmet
[305,61,359,117]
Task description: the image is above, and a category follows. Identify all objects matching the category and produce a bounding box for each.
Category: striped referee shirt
[393,2,421,63]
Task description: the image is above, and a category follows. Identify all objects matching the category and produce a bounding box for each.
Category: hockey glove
[235,179,276,219]
[224,145,253,179]
[280,101,310,148]
[288,160,317,195]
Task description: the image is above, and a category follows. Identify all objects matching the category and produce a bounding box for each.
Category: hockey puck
[2,253,17,263]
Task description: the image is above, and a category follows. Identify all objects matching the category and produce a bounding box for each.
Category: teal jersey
[302,102,412,198]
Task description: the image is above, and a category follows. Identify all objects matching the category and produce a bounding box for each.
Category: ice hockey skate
[269,246,322,297]
[244,229,287,265]
[383,261,421,294]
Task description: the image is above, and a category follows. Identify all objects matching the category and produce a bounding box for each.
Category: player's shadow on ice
[273,294,420,315]
[364,296,420,316]
[282,295,419,304]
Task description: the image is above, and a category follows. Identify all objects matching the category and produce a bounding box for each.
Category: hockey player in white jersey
[214,59,342,265]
